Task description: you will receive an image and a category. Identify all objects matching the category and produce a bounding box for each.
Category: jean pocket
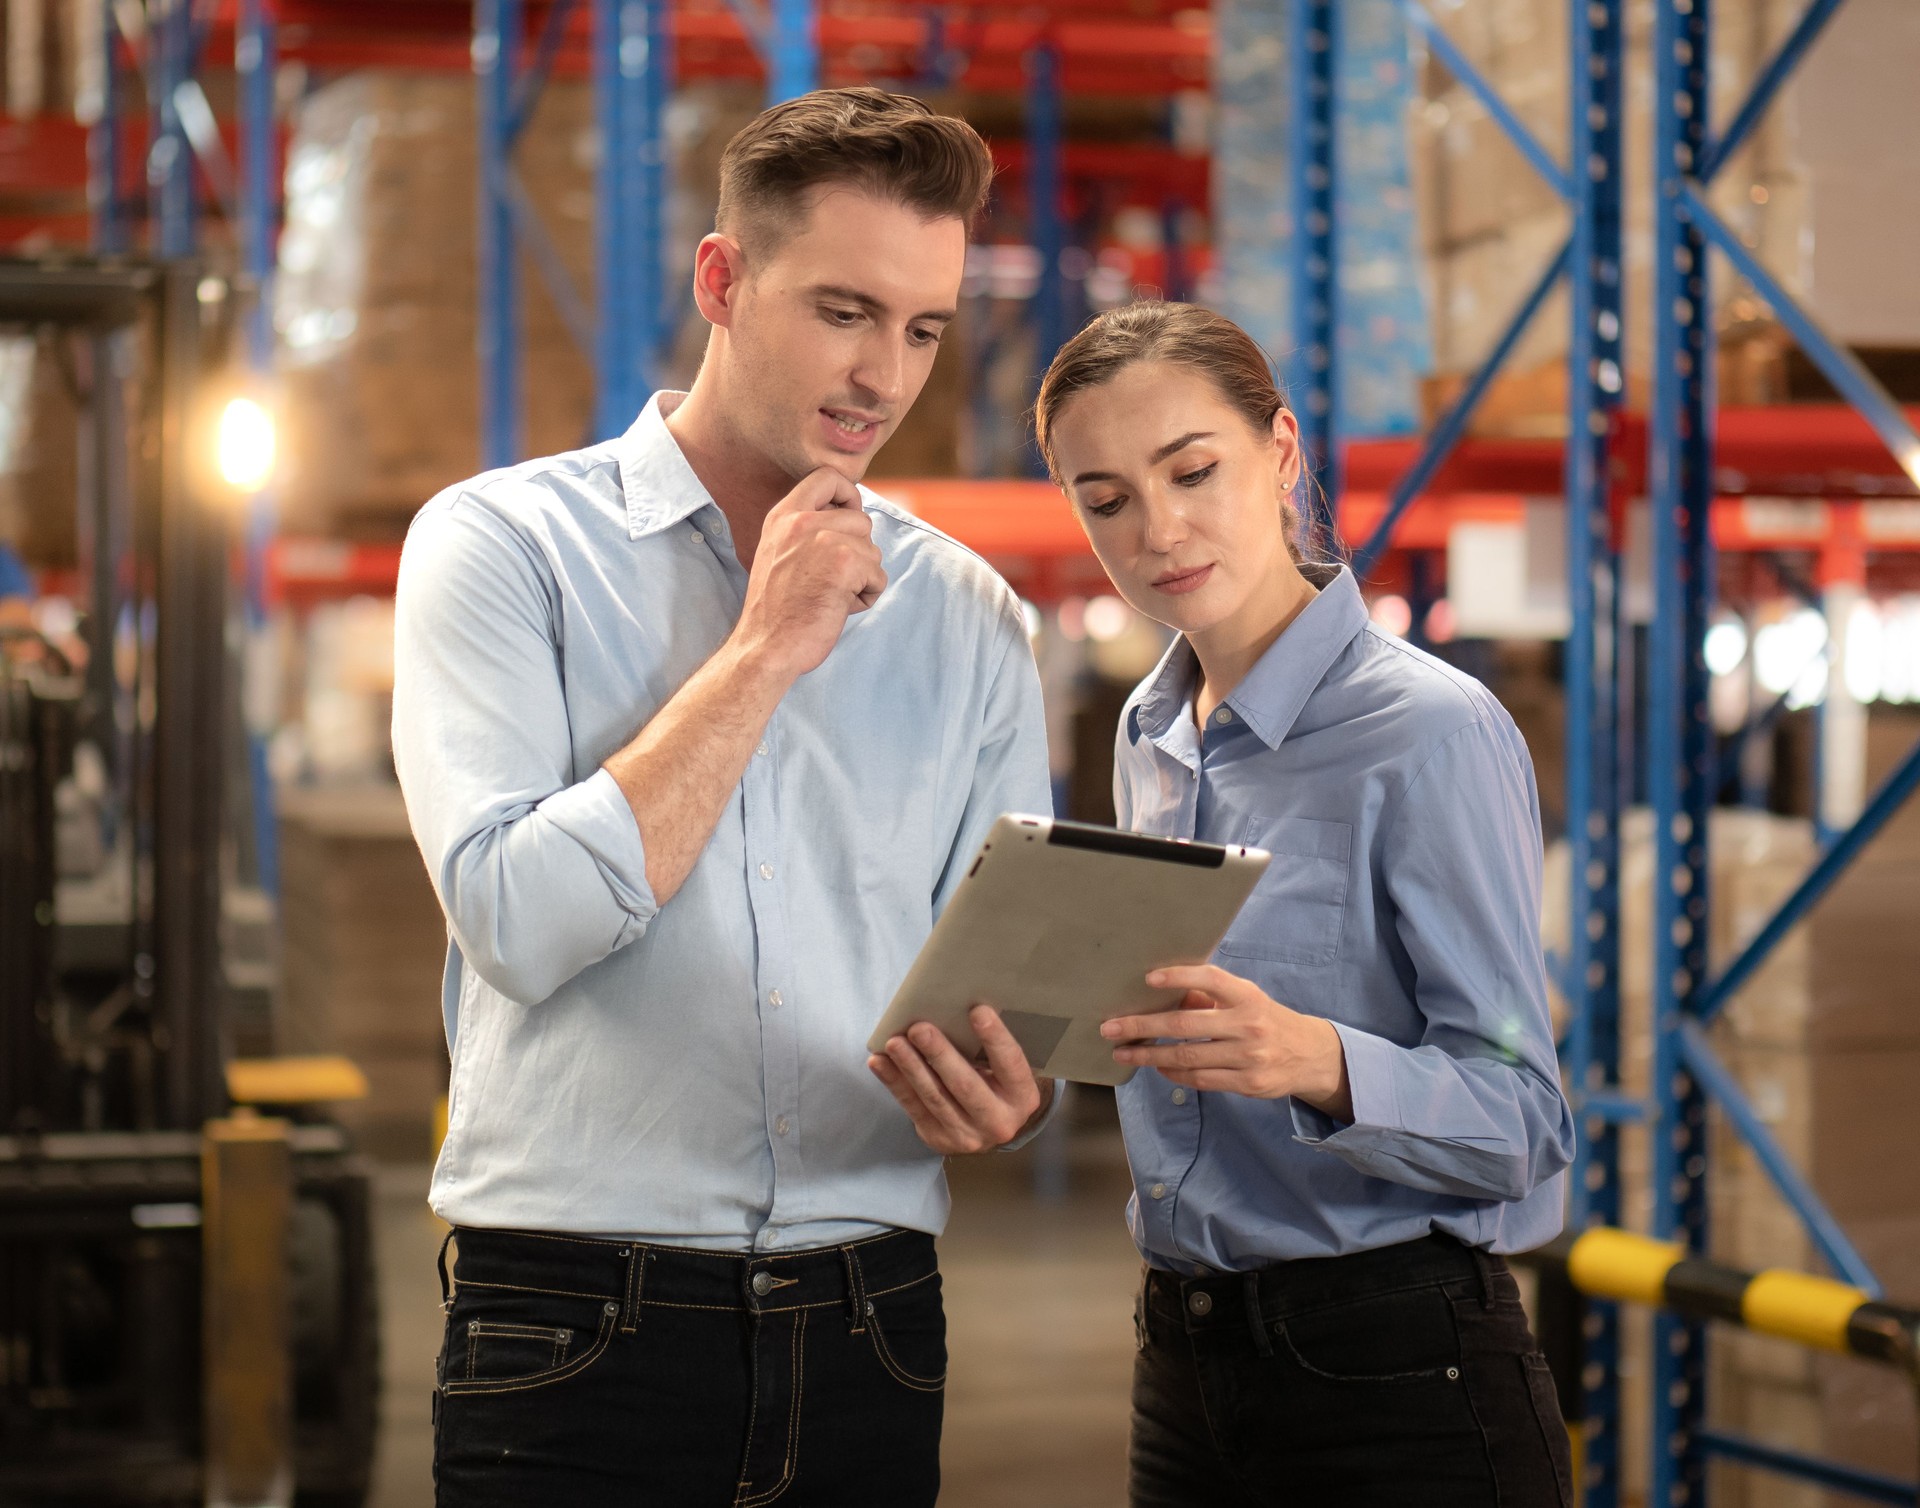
[865,1275,947,1393]
[1216,815,1352,968]
[1274,1284,1462,1384]
[442,1293,619,1396]
[1523,1353,1575,1507]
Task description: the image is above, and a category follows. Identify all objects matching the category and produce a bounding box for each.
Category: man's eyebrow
[1070,432,1214,487]
[809,284,956,324]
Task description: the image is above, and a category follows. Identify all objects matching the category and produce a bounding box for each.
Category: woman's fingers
[1146,963,1259,1003]
[1111,1038,1247,1072]
[1101,1007,1232,1044]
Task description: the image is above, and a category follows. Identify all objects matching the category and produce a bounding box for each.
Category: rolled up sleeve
[1290,718,1575,1203]
[393,494,657,1007]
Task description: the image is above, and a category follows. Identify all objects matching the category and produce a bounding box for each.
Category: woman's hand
[1101,965,1354,1118]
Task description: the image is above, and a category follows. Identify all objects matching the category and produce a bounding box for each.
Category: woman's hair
[1033,301,1308,561]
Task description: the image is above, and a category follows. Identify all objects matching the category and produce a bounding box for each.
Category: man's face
[721,186,967,484]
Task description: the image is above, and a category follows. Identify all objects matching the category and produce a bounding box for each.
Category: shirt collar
[1128,563,1369,753]
[612,392,717,540]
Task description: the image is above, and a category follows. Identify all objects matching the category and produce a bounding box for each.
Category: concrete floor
[367,1115,1142,1508]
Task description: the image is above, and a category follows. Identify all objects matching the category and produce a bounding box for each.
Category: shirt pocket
[1215,815,1352,968]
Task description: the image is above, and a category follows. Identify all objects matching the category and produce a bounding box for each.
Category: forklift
[0,258,378,1506]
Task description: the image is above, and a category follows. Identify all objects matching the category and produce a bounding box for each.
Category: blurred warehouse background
[3,0,1920,1505]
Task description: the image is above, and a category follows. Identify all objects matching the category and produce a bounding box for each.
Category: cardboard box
[277,784,450,1161]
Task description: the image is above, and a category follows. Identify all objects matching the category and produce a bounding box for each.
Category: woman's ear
[1269,406,1305,498]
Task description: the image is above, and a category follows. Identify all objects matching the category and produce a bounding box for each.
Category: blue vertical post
[1564,3,1625,1502]
[1651,1,1715,1504]
[766,0,818,104]
[1025,41,1065,478]
[477,0,523,469]
[643,0,674,365]
[1286,0,1338,549]
[149,0,196,256]
[595,0,668,434]
[237,0,280,895]
[90,0,127,253]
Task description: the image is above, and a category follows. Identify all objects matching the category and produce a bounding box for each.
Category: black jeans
[1130,1235,1573,1508]
[432,1225,945,1507]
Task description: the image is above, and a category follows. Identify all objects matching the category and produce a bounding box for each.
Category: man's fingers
[868,1054,956,1139]
[908,1023,1006,1122]
[884,1035,976,1137]
[780,465,863,514]
[969,1006,1038,1093]
[1100,1008,1231,1043]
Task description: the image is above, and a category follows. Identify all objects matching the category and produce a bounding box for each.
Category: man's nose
[850,334,908,408]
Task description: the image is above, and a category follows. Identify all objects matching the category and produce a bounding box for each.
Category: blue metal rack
[89,0,287,893]
[1325,1,1920,1501]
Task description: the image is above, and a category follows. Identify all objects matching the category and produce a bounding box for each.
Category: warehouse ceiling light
[217,395,276,493]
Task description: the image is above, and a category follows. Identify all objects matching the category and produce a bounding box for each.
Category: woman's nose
[1140,494,1189,554]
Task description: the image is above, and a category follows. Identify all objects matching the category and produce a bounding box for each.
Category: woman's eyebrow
[1073,431,1215,485]
[1150,431,1213,463]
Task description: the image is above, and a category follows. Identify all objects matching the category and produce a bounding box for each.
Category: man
[394,88,1055,1506]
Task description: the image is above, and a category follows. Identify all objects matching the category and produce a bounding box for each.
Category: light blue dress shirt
[1112,564,1574,1270]
[392,395,1052,1251]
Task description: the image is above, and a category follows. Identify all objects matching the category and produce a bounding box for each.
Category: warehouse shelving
[17,3,1920,1496]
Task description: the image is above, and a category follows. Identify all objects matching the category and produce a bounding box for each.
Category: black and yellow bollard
[202,1109,294,1508]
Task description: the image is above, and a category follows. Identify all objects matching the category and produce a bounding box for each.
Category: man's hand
[736,466,887,679]
[868,1005,1055,1154]
[1100,964,1354,1119]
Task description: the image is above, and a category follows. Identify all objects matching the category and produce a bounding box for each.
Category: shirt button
[751,1271,775,1296]
[1149,1182,1167,1200]
[1187,1290,1213,1317]
[775,1116,791,1137]
[764,1230,781,1246]
[756,742,768,758]
[759,862,774,880]
[690,528,703,542]
[1214,707,1233,725]
[1170,1088,1188,1106]
[768,989,784,1008]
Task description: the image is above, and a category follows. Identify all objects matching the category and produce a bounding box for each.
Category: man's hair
[716,87,994,254]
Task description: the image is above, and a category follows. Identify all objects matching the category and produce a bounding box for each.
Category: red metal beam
[1345,407,1920,503]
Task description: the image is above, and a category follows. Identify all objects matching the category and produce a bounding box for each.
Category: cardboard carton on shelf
[277,784,450,1163]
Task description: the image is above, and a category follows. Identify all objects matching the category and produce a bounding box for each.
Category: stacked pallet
[1545,711,1920,1506]
[276,784,451,1162]
[273,72,599,535]
[1410,0,1811,428]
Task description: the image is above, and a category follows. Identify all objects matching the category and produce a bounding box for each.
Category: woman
[1035,302,1577,1507]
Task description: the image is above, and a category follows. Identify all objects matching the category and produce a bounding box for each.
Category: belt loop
[619,1244,648,1333]
[1134,1270,1150,1352]
[1469,1245,1496,1311]
[437,1228,457,1313]
[1243,1272,1273,1357]
[842,1244,869,1335]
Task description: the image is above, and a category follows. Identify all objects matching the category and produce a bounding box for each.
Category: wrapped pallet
[1545,759,1920,1506]
[1411,0,1824,427]
[272,72,598,534]
[277,783,452,1162]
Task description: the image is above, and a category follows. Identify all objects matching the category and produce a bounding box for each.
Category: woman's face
[1049,360,1303,638]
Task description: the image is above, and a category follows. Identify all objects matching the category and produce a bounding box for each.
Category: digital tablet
[867,813,1269,1086]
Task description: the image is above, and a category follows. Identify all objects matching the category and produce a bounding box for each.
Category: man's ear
[691,233,747,328]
